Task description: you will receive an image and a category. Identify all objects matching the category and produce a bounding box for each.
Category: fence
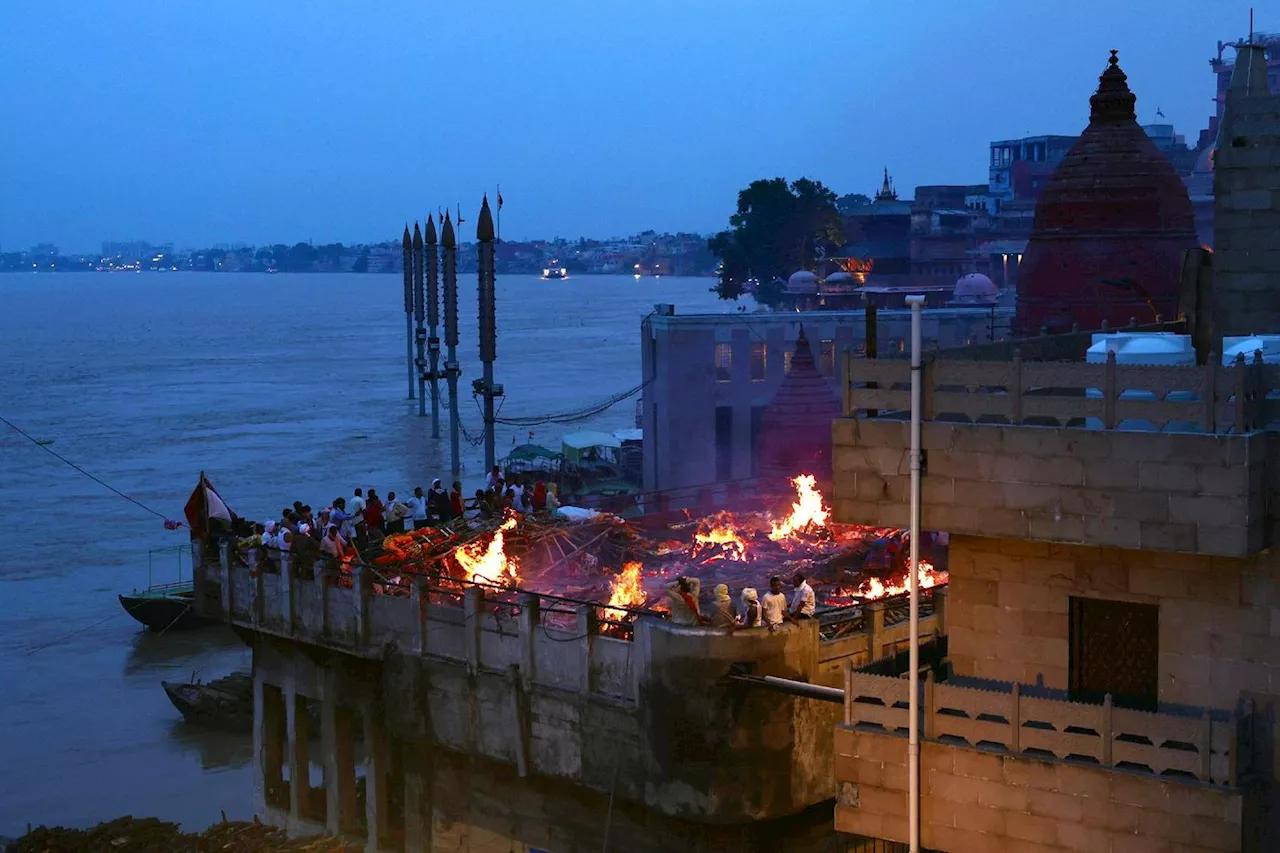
[842,669,1245,787]
[843,349,1277,433]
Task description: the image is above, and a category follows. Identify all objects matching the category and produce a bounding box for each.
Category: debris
[4,816,365,852]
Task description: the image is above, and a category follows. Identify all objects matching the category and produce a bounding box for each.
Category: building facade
[639,305,1012,494]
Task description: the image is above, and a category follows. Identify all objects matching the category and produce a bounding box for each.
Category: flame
[768,474,829,541]
[856,560,948,600]
[606,561,647,611]
[692,512,748,562]
[453,515,520,586]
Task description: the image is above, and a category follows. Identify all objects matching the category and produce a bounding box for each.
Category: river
[0,271,741,839]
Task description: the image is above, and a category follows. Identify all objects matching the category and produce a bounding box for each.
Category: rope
[0,414,169,520]
[24,610,127,656]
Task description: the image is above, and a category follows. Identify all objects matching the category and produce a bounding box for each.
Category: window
[784,350,794,374]
[750,342,767,381]
[714,343,732,382]
[1069,597,1159,711]
[714,406,733,481]
[820,340,836,377]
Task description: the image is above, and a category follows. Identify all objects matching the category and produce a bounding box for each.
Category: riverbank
[3,817,362,852]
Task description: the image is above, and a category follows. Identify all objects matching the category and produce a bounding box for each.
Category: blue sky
[0,0,1261,250]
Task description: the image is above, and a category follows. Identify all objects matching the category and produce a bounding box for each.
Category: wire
[1,414,170,520]
[492,381,650,428]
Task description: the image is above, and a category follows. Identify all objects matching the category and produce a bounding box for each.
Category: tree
[836,193,873,215]
[707,177,845,305]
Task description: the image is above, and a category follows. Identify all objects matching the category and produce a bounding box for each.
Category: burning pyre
[372,474,948,616]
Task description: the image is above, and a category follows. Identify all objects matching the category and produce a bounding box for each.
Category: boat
[559,431,641,507]
[162,671,254,733]
[541,260,568,280]
[500,443,564,480]
[119,541,221,632]
[163,671,324,734]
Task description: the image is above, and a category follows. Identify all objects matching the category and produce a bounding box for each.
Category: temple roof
[756,328,844,480]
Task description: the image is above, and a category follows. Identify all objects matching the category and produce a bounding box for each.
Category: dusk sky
[0,1,1262,251]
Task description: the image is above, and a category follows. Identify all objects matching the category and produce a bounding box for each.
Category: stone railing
[217,543,645,703]
[843,350,1275,433]
[816,588,946,676]
[842,669,1246,787]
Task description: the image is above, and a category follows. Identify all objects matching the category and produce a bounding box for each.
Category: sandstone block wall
[945,535,1280,711]
[834,726,1244,853]
[1214,88,1280,339]
[832,419,1267,557]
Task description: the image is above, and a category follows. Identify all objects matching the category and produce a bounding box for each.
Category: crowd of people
[235,467,564,577]
[663,572,816,631]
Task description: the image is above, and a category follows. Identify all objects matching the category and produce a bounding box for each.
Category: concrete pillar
[219,540,233,619]
[517,593,539,691]
[255,673,288,810]
[464,586,482,676]
[322,697,358,836]
[313,565,333,638]
[403,757,427,851]
[353,564,370,649]
[362,702,389,851]
[251,558,265,629]
[576,604,596,696]
[285,687,313,822]
[865,601,886,662]
[411,575,429,656]
[280,551,293,633]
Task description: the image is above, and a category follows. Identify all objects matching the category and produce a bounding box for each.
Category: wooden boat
[163,671,322,734]
[163,671,254,733]
[119,580,220,632]
[119,543,220,632]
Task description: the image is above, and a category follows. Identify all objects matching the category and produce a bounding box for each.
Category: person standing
[664,577,705,626]
[450,482,465,519]
[384,492,405,534]
[762,576,788,631]
[740,588,762,628]
[364,489,385,537]
[349,488,367,547]
[407,487,429,530]
[790,572,816,620]
[709,584,736,629]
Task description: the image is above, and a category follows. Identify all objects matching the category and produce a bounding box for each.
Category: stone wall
[832,419,1268,557]
[1213,55,1280,339]
[834,726,1244,853]
[946,534,1280,711]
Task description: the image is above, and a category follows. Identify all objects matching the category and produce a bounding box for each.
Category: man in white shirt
[350,488,367,546]
[790,572,816,620]
[761,576,788,631]
[406,487,429,530]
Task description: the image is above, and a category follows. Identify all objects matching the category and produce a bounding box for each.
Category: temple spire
[1089,50,1137,124]
[875,168,897,202]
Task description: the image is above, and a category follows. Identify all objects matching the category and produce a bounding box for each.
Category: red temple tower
[1015,51,1198,336]
[756,329,844,483]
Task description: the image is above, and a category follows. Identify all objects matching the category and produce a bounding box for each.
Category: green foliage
[836,192,873,215]
[707,177,845,306]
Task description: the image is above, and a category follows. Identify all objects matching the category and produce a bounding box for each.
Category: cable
[1,414,170,520]
[492,381,650,428]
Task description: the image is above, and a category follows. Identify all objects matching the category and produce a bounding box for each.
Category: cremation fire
[366,473,947,616]
[606,561,647,611]
[768,474,830,542]
[452,514,520,586]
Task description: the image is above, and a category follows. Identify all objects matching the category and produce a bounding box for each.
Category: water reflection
[123,625,246,677]
[165,720,253,772]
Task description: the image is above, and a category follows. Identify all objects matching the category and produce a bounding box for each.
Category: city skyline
[1,0,1261,251]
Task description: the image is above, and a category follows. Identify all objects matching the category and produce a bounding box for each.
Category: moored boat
[162,671,254,733]
[119,581,220,632]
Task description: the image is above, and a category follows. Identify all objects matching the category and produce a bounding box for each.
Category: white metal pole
[905,293,924,853]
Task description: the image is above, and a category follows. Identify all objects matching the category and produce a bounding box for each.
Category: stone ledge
[832,420,1268,557]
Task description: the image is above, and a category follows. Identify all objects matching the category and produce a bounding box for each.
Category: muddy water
[0,271,733,837]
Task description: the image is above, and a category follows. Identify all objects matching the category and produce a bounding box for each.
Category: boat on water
[541,260,568,280]
[118,544,221,631]
[163,671,322,734]
[162,671,254,733]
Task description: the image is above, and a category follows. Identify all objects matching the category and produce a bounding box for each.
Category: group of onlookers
[664,572,816,631]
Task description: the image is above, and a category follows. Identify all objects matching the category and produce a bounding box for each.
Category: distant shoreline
[2,269,719,277]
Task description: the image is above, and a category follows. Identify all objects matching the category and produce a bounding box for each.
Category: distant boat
[542,260,568,280]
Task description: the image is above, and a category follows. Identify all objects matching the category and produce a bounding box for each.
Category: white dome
[786,270,819,294]
[825,271,856,284]
[953,272,997,303]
